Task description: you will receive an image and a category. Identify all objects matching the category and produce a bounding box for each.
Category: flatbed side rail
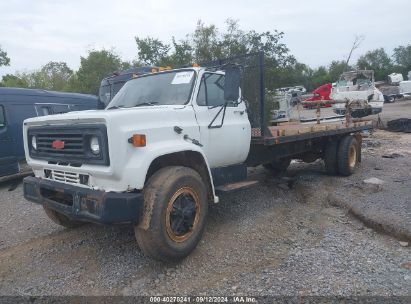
[251,123,372,146]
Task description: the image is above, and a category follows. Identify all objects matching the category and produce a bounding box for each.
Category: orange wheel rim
[165,187,200,243]
[348,145,357,169]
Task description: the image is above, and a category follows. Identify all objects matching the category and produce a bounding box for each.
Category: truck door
[0,105,19,176]
[193,72,251,168]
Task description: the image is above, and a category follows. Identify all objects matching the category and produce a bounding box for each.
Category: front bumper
[23,176,143,225]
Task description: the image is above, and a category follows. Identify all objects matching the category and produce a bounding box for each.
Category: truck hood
[23,103,202,192]
[24,105,187,127]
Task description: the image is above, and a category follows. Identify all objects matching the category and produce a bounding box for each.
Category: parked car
[0,87,98,177]
[292,85,307,94]
[275,85,306,95]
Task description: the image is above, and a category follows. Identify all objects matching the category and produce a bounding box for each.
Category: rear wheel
[337,136,359,176]
[135,166,208,262]
[324,140,339,175]
[43,206,85,228]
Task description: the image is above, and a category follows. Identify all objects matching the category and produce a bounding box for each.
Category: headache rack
[199,51,267,137]
[201,51,373,145]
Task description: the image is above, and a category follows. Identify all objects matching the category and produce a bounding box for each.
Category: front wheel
[135,166,208,262]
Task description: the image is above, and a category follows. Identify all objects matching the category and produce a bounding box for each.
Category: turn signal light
[128,134,146,147]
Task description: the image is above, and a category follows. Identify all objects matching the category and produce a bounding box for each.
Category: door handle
[234,110,244,115]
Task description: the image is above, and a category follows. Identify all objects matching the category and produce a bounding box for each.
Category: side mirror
[224,65,241,101]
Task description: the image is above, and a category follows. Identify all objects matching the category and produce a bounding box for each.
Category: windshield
[107,70,196,109]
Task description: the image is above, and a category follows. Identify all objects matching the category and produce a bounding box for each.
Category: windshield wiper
[107,102,159,110]
[134,101,159,107]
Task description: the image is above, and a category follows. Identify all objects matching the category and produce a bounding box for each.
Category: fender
[124,139,217,198]
[136,142,218,231]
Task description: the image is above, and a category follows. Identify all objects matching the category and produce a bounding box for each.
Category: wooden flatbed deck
[251,120,373,145]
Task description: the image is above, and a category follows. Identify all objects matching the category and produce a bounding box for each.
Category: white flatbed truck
[23,54,372,261]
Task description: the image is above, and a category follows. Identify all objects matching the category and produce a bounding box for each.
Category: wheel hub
[348,145,357,169]
[170,194,196,235]
[166,187,200,242]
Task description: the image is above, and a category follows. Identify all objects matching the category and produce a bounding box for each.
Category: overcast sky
[0,0,410,77]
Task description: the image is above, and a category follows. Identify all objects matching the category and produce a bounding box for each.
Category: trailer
[22,52,372,262]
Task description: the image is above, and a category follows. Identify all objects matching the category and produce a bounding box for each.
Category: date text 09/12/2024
[149,296,257,303]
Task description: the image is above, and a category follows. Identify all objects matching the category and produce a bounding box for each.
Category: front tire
[43,206,85,228]
[135,166,208,262]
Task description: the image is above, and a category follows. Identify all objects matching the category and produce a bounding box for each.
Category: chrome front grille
[28,124,110,166]
[36,133,85,156]
[48,170,80,184]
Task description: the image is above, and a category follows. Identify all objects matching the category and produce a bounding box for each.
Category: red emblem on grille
[52,140,65,150]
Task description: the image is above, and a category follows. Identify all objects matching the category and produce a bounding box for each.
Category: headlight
[90,136,100,155]
[31,136,37,150]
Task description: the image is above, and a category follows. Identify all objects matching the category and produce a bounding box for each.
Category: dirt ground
[0,103,410,297]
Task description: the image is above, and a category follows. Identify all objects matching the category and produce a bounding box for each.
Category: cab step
[215,180,259,194]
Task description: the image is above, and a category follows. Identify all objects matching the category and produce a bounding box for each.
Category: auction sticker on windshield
[171,71,194,84]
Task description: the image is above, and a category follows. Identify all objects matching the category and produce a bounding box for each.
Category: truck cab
[23,67,250,261]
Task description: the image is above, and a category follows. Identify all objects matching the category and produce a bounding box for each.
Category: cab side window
[0,105,6,129]
[197,73,237,107]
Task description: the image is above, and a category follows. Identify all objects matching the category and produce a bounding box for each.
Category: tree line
[1,19,411,95]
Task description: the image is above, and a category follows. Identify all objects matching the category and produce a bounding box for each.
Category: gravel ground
[331,131,411,241]
[0,130,410,297]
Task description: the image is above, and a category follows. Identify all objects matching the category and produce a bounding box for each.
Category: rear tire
[135,166,208,262]
[324,140,339,175]
[43,206,85,228]
[337,136,358,176]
